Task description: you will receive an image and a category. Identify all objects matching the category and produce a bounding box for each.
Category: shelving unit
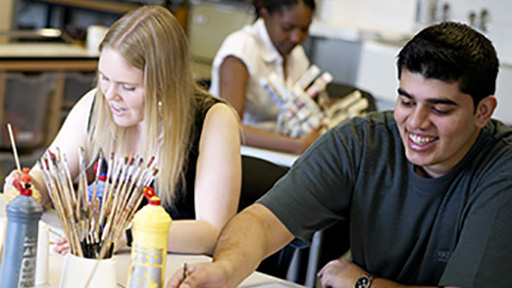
[0,43,98,148]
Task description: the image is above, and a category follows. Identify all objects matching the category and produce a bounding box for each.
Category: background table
[241,146,298,168]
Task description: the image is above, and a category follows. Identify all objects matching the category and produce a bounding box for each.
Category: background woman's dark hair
[253,0,316,18]
[397,22,499,108]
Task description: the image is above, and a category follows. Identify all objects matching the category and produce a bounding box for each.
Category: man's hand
[318,258,368,288]
[317,259,461,288]
[167,262,230,288]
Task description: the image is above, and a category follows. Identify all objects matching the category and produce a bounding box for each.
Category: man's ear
[475,95,497,128]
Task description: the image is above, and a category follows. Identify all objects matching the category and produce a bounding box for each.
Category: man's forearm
[212,204,294,287]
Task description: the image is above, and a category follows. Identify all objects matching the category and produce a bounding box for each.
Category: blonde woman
[3,5,241,255]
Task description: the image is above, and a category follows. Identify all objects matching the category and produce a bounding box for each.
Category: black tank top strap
[87,93,97,133]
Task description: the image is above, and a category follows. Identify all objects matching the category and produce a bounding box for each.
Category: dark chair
[239,155,288,209]
[239,155,296,279]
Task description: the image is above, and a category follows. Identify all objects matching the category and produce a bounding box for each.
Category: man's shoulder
[485,119,512,143]
[468,119,512,177]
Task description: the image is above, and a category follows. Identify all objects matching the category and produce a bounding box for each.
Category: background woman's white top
[209,19,310,133]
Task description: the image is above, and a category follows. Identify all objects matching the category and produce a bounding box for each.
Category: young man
[168,22,512,288]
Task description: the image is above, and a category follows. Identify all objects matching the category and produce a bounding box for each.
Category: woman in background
[3,5,241,255]
[209,0,319,154]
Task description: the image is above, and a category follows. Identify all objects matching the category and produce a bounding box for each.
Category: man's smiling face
[394,69,483,178]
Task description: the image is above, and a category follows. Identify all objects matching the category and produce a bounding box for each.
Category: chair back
[239,155,288,211]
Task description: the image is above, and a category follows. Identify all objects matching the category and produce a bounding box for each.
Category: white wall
[355,41,400,111]
[317,0,417,36]
[316,0,512,124]
[318,0,512,65]
[437,0,512,64]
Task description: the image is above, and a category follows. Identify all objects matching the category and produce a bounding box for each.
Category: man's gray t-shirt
[259,111,512,287]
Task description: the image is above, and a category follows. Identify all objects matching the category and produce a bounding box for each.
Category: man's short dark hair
[397,22,499,108]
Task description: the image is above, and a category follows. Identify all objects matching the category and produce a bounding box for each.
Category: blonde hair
[88,5,199,206]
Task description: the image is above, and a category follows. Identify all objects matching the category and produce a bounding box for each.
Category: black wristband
[125,229,133,247]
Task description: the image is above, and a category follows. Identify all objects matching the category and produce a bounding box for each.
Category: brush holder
[59,253,117,288]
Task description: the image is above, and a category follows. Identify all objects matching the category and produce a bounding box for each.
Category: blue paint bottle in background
[88,172,107,209]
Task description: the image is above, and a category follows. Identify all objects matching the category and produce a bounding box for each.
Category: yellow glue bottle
[127,188,172,288]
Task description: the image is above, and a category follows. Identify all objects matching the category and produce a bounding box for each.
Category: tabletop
[241,146,298,168]
[0,194,304,288]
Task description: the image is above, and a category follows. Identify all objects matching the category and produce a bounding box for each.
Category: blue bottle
[88,160,107,210]
[88,172,107,209]
[0,183,43,288]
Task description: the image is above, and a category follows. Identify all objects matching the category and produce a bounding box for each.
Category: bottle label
[18,236,38,287]
[128,243,164,287]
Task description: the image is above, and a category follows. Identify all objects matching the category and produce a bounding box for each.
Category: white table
[0,194,303,288]
[241,146,299,168]
[40,251,301,288]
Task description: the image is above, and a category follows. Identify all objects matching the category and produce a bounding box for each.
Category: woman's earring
[158,101,163,115]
